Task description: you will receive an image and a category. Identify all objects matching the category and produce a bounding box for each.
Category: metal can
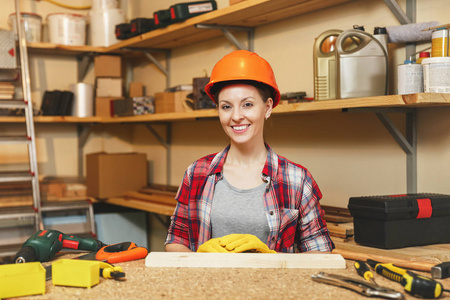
[397,60,423,95]
[432,29,449,57]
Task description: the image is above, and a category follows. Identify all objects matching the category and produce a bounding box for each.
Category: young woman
[165,50,334,253]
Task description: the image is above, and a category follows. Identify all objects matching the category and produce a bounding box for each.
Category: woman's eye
[243,102,253,108]
[221,105,231,110]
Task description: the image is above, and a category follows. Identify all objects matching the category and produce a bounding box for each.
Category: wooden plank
[145,252,346,269]
[327,223,354,237]
[332,248,437,273]
[124,191,178,206]
[105,197,175,216]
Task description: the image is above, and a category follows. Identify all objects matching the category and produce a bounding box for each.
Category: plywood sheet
[145,252,346,269]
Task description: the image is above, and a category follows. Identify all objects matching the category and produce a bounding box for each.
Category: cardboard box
[86,152,147,198]
[94,55,122,77]
[155,91,190,113]
[129,82,143,97]
[96,78,123,98]
[95,97,123,117]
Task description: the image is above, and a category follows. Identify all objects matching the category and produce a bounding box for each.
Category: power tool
[14,230,106,263]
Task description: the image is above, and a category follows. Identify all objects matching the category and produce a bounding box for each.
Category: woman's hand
[197,237,230,253]
[220,234,276,253]
[197,234,276,253]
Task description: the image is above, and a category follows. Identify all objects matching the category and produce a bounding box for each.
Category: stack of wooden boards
[0,82,14,100]
[321,205,354,242]
[0,177,88,208]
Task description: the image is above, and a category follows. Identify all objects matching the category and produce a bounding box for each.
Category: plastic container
[397,60,423,95]
[70,83,94,117]
[8,12,42,42]
[432,29,449,57]
[335,29,388,99]
[52,259,100,288]
[348,193,450,249]
[0,262,45,299]
[47,13,86,46]
[92,0,118,10]
[89,8,125,47]
[422,57,450,93]
[313,29,342,100]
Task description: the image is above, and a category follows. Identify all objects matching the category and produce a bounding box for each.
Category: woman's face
[217,83,273,146]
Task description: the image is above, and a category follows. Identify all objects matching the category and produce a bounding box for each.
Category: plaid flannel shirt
[165,144,334,252]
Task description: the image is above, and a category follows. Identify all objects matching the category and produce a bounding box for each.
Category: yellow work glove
[197,237,230,253]
[219,234,276,253]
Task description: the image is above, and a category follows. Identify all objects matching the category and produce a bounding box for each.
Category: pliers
[312,272,404,299]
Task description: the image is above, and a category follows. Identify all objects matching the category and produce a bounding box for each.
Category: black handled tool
[355,260,377,285]
[367,259,445,299]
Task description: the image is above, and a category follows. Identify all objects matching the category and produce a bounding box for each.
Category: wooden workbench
[21,257,450,299]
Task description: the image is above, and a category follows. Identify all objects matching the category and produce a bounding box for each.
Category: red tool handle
[96,242,148,263]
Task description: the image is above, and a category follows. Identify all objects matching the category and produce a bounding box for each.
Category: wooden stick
[146,252,346,269]
[421,23,450,31]
[332,248,437,272]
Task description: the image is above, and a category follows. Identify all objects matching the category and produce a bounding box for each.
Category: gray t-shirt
[210,176,270,243]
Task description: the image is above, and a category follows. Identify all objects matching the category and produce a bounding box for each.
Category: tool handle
[62,234,105,252]
[354,260,374,281]
[404,271,443,299]
[373,262,406,284]
[96,242,148,263]
[369,259,443,299]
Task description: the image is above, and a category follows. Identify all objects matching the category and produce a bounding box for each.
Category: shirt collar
[208,144,278,183]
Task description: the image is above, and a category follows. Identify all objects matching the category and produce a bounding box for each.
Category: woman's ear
[265,98,273,120]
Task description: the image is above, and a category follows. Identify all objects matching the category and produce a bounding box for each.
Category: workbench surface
[19,257,450,299]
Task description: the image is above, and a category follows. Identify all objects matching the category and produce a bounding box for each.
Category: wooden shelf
[0,93,448,124]
[107,0,355,51]
[27,42,108,55]
[24,0,355,55]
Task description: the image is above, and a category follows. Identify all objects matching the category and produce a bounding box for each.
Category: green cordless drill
[14,229,106,263]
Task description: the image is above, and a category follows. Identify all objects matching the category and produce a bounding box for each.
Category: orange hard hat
[205,50,280,107]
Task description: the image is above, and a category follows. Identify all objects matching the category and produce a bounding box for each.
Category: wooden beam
[145,252,346,269]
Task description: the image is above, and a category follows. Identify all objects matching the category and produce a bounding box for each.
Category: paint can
[431,29,449,57]
[47,13,86,46]
[422,57,450,93]
[8,12,42,43]
[397,60,423,95]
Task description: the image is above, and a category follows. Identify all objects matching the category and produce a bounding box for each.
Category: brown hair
[210,80,273,104]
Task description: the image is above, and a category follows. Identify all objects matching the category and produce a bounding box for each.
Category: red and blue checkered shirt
[165,144,334,252]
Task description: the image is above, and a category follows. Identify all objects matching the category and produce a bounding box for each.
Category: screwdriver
[367,259,445,299]
[354,260,377,285]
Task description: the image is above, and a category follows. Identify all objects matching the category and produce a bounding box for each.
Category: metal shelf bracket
[345,107,417,194]
[195,24,254,51]
[76,53,95,82]
[145,123,172,185]
[383,0,416,60]
[123,48,171,89]
[77,124,93,177]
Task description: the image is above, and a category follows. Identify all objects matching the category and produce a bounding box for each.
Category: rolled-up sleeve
[165,170,191,248]
[297,172,334,252]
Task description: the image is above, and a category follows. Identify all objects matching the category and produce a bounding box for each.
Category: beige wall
[2,0,450,250]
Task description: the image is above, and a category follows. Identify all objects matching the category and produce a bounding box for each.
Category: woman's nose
[231,107,244,121]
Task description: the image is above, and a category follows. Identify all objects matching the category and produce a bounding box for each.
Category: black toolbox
[348,193,450,249]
